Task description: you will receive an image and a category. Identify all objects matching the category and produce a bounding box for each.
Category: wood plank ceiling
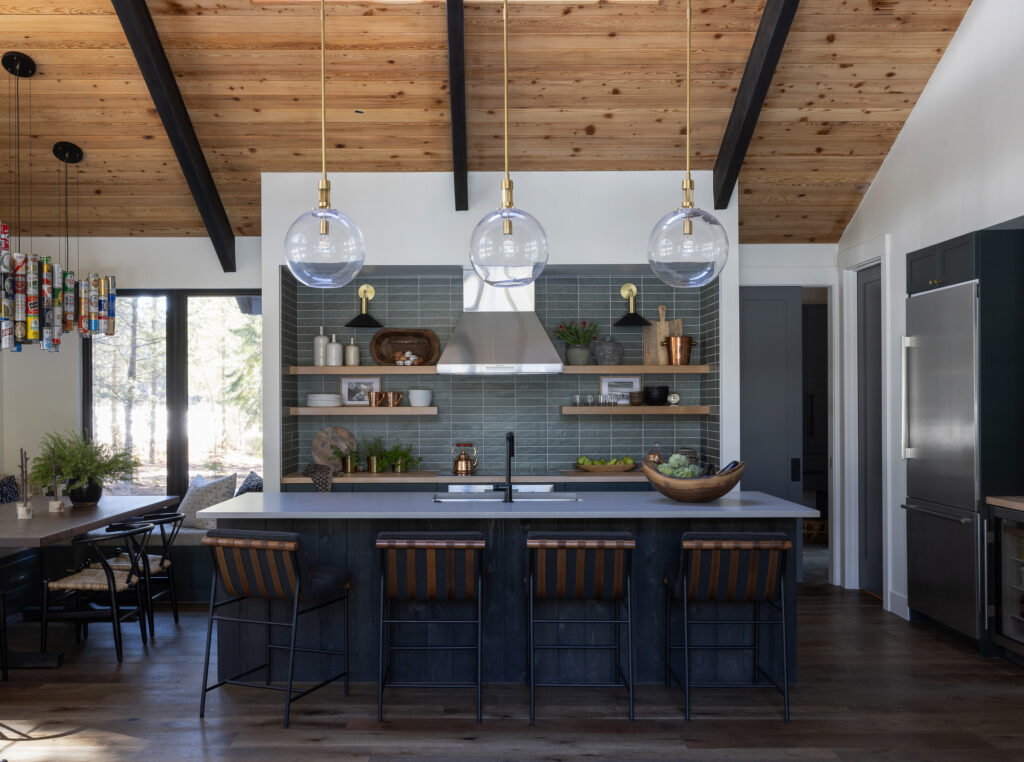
[0,0,970,244]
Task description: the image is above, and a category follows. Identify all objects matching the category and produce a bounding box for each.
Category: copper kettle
[452,443,478,475]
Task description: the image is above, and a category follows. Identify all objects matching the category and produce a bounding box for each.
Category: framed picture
[600,376,640,405]
[340,377,381,406]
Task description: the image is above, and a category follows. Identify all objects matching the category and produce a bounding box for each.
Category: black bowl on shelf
[643,385,669,406]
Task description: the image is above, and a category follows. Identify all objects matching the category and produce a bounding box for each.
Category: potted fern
[382,443,421,473]
[30,431,140,506]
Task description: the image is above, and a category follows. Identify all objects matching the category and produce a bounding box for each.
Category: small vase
[67,478,102,507]
[566,344,592,366]
[591,336,623,365]
[366,456,380,474]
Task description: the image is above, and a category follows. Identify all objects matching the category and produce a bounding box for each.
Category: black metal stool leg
[753,600,760,685]
[142,560,155,638]
[377,563,386,722]
[476,565,483,724]
[343,592,350,697]
[626,574,634,722]
[663,584,671,688]
[283,590,301,729]
[40,580,49,654]
[780,576,790,722]
[682,584,691,721]
[200,566,219,719]
[528,569,536,726]
[109,586,124,663]
[265,599,273,685]
[135,586,149,645]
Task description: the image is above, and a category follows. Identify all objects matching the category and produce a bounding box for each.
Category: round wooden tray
[642,461,745,503]
[369,328,440,366]
[574,463,638,472]
[311,426,356,471]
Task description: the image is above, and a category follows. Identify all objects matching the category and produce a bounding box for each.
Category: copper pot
[452,443,478,475]
[661,335,696,366]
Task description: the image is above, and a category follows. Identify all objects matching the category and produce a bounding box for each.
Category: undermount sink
[432,493,581,503]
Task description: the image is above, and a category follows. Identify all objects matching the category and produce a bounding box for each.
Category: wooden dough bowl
[369,328,441,366]
[642,461,745,503]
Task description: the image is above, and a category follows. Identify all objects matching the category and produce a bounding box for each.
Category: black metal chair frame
[527,548,635,725]
[377,547,484,724]
[199,542,350,729]
[40,523,154,663]
[664,548,790,721]
[110,512,184,638]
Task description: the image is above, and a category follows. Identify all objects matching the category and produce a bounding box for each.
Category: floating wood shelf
[282,471,440,484]
[289,364,710,376]
[561,405,710,416]
[288,406,438,416]
[562,365,710,374]
[290,366,438,375]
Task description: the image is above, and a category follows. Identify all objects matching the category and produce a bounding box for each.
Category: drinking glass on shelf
[572,394,582,407]
[585,394,595,406]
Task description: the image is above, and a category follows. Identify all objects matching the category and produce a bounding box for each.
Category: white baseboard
[886,591,910,620]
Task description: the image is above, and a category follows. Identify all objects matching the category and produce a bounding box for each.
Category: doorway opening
[739,286,832,585]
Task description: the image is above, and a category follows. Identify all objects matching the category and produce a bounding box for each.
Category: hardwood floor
[1,584,1022,761]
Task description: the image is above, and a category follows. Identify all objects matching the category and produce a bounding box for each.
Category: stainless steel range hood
[436,270,564,374]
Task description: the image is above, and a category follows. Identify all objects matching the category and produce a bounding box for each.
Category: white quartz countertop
[198,490,819,520]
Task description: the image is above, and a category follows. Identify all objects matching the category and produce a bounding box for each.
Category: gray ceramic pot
[565,345,592,366]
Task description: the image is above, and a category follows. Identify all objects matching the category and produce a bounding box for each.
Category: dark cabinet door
[939,234,977,287]
[907,248,940,295]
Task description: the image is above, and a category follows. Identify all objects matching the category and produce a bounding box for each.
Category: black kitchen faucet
[492,431,515,503]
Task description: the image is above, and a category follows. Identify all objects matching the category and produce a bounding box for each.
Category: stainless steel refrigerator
[903,281,982,639]
[903,230,1024,646]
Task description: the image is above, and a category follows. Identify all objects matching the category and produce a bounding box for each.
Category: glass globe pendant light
[284,0,365,289]
[468,0,548,288]
[647,0,728,289]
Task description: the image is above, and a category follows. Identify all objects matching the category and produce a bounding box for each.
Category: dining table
[0,494,179,668]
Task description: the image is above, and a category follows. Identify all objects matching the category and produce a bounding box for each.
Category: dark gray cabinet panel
[907,234,977,295]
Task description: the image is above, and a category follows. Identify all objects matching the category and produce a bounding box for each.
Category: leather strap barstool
[376,531,486,723]
[664,531,793,721]
[199,529,351,728]
[526,531,636,724]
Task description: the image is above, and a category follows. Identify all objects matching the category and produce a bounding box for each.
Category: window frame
[82,288,260,499]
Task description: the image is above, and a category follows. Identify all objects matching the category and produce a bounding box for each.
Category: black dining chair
[92,512,184,637]
[41,522,154,663]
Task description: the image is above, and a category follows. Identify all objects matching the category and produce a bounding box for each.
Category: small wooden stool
[376,531,486,723]
[664,531,793,721]
[526,531,636,724]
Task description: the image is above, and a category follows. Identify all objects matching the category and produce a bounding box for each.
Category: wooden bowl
[369,328,440,366]
[574,463,638,473]
[642,461,745,503]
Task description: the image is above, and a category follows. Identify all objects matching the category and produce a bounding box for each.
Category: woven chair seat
[48,568,136,593]
[90,553,170,574]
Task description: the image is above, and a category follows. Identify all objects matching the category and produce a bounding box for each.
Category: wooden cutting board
[642,305,683,365]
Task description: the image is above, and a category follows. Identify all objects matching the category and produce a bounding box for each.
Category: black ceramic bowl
[643,385,669,405]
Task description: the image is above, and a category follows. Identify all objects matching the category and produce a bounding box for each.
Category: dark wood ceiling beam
[445,0,468,211]
[712,0,800,211]
[112,0,236,271]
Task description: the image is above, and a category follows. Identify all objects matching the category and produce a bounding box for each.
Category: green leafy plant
[330,441,358,463]
[361,436,387,460]
[553,321,599,346]
[29,431,141,491]
[381,443,421,472]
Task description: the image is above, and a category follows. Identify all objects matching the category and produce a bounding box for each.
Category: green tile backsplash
[281,269,720,477]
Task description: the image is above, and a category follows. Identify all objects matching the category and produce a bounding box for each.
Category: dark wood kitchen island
[198,491,818,685]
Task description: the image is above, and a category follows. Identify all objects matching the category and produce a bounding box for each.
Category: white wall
[261,170,740,488]
[0,237,260,473]
[836,0,1024,617]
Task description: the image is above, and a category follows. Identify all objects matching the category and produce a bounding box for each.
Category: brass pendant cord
[320,0,327,185]
[682,0,693,210]
[500,0,513,212]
